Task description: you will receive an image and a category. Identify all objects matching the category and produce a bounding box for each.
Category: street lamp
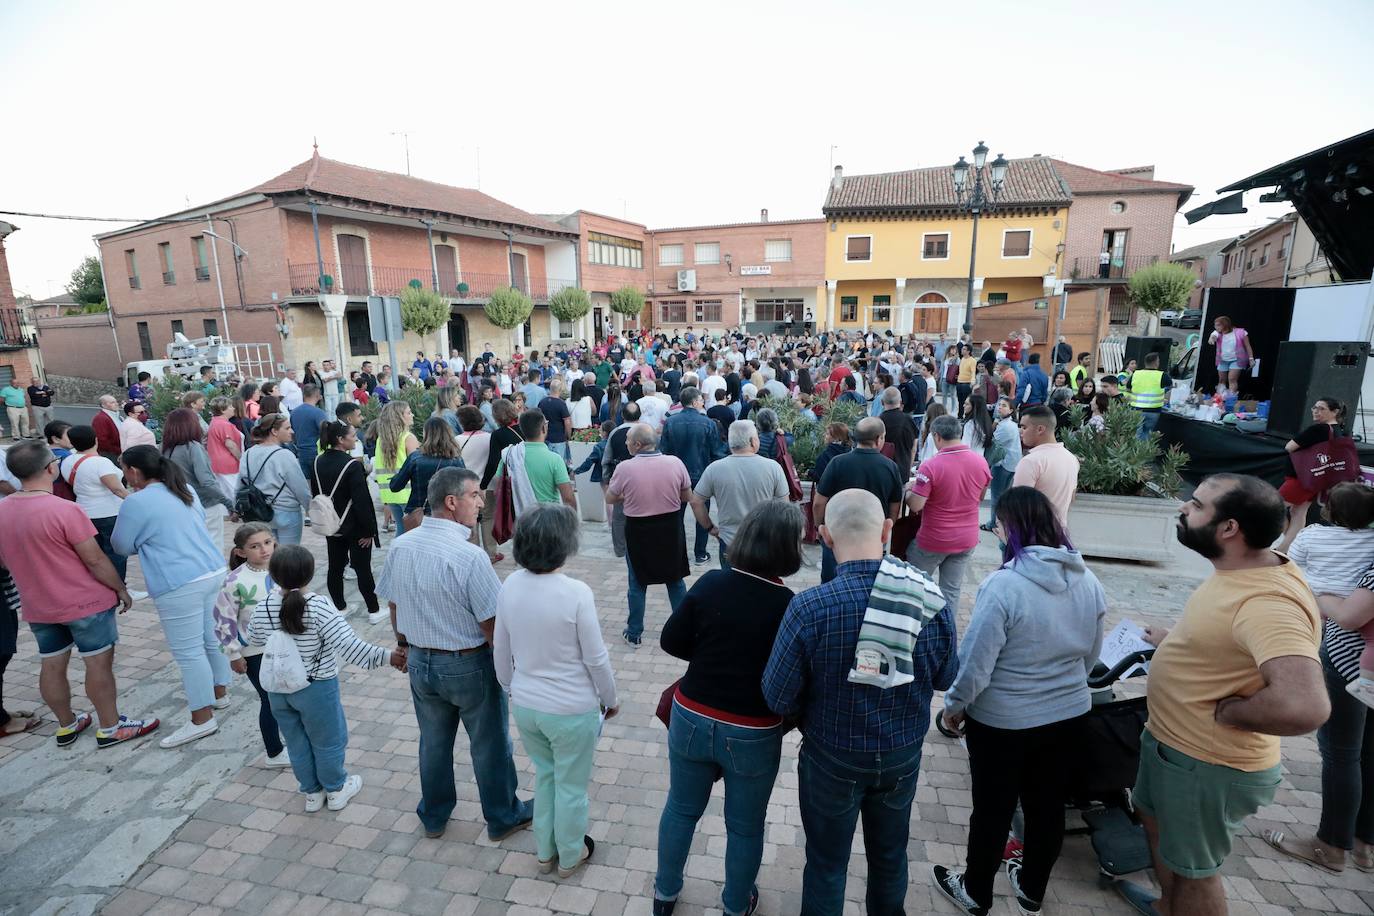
[951,141,1008,335]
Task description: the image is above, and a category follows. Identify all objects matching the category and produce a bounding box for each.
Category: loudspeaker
[1268,341,1369,438]
[1123,336,1173,372]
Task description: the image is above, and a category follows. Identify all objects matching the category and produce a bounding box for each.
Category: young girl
[917,403,949,465]
[246,545,404,812]
[213,523,287,767]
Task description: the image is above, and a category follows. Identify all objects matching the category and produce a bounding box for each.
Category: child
[245,545,403,812]
[352,378,370,406]
[573,420,615,484]
[213,523,287,767]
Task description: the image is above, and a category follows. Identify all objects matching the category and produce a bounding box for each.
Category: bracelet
[396,638,408,648]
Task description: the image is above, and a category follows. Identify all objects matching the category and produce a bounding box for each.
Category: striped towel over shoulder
[848,555,946,689]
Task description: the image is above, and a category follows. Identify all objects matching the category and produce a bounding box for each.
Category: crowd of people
[0,321,1368,916]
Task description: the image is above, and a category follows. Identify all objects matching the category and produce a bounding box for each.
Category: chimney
[760,208,769,222]
[832,165,843,191]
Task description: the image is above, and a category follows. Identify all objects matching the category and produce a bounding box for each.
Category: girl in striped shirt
[246,545,405,813]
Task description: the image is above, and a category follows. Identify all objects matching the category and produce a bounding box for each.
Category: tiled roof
[823,157,1071,215]
[1049,159,1193,202]
[1169,237,1234,262]
[249,152,574,237]
[650,217,824,233]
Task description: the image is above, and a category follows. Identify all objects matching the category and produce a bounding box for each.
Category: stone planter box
[568,441,605,522]
[1068,492,1180,563]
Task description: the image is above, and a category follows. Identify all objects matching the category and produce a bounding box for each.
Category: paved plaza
[0,506,1370,916]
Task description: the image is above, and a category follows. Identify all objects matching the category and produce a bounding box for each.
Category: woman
[934,486,1106,916]
[754,408,785,460]
[1087,392,1111,433]
[454,405,492,493]
[372,402,419,534]
[1050,369,1071,398]
[1278,397,1350,552]
[973,361,998,407]
[481,399,523,562]
[478,381,498,432]
[206,397,243,502]
[239,413,312,545]
[956,343,978,417]
[654,502,803,916]
[918,403,949,465]
[599,380,624,426]
[870,372,894,418]
[303,361,323,390]
[981,397,1021,531]
[180,391,210,434]
[59,424,131,584]
[961,393,993,453]
[162,407,235,549]
[569,379,594,431]
[435,385,463,438]
[313,420,381,624]
[494,504,617,879]
[112,445,234,750]
[1209,315,1254,394]
[390,416,466,519]
[120,401,156,451]
[239,382,262,424]
[258,381,281,417]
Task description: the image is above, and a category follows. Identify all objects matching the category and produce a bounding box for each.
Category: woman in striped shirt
[246,545,405,813]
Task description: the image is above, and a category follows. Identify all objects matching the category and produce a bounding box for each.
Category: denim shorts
[30,608,119,658]
[1216,359,1242,372]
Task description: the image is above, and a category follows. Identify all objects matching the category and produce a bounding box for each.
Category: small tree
[609,285,645,322]
[549,286,592,324]
[485,286,534,353]
[66,255,105,307]
[400,286,450,356]
[1063,401,1187,497]
[1128,262,1196,334]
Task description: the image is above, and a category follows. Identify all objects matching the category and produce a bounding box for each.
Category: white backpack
[259,601,315,694]
[308,455,356,537]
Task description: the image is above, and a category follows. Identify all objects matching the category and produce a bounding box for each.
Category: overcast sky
[3,0,1371,299]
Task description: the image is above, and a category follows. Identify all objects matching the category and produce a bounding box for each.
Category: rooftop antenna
[830,144,839,171]
[475,147,481,189]
[390,131,411,176]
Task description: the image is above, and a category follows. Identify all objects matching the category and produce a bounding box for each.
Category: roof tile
[823,157,1071,214]
[1049,159,1193,197]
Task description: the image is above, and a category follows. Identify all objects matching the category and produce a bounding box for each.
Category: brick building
[1170,237,1231,310]
[1217,214,1295,289]
[554,211,650,337]
[0,221,47,435]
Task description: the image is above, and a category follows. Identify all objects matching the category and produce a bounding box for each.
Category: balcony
[0,308,38,350]
[1069,254,1159,282]
[288,262,575,301]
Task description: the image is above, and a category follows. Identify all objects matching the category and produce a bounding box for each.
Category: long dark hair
[320,419,352,450]
[996,486,1071,564]
[161,407,204,453]
[965,393,993,446]
[120,444,194,506]
[269,545,315,636]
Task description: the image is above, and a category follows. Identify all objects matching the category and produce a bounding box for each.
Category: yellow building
[821,156,1071,336]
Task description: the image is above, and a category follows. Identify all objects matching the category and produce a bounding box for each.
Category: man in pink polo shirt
[1013,405,1079,530]
[904,414,991,612]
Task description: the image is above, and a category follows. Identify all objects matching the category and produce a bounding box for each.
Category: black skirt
[625,509,689,586]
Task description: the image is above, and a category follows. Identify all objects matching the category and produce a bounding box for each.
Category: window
[871,295,891,323]
[588,232,643,269]
[694,300,722,323]
[170,319,184,337]
[659,300,687,324]
[845,235,872,262]
[125,249,140,289]
[1280,234,1291,261]
[840,296,858,322]
[764,239,792,262]
[1107,288,1133,325]
[694,242,720,265]
[1110,201,1127,214]
[754,298,802,322]
[1247,249,1255,270]
[1260,243,1271,266]
[659,244,684,267]
[922,233,949,259]
[346,310,377,356]
[986,292,1009,305]
[192,235,211,280]
[136,321,153,360]
[159,242,175,284]
[203,318,218,337]
[1002,230,1032,258]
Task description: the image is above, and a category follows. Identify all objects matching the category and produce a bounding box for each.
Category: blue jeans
[92,515,127,582]
[820,542,837,583]
[625,558,686,640]
[298,455,316,491]
[693,498,711,561]
[407,645,530,837]
[383,503,406,529]
[1137,409,1161,441]
[272,507,303,546]
[548,441,571,462]
[268,676,348,794]
[154,574,232,712]
[656,703,783,915]
[718,537,732,571]
[989,465,1014,523]
[797,738,924,916]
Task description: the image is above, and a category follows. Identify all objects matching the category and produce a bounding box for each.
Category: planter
[568,441,605,522]
[1068,492,1180,563]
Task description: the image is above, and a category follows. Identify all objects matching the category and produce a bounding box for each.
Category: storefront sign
[740,265,772,276]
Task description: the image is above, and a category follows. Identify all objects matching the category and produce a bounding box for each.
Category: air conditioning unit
[676,269,696,292]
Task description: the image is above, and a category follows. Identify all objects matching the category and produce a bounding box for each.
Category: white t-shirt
[1217,331,1238,362]
[60,453,125,519]
[636,395,667,430]
[701,375,727,402]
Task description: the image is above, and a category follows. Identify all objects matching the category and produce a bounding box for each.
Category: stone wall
[49,373,118,405]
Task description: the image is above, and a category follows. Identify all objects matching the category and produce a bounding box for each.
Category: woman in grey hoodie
[238,413,312,546]
[933,486,1106,916]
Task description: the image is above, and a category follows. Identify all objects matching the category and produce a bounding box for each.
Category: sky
[2,0,1372,299]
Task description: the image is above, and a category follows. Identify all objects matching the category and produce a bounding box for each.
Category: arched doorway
[913,291,950,334]
[447,312,469,358]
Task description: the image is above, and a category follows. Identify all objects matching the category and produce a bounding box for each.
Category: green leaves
[549,287,592,322]
[1063,401,1187,497]
[609,285,645,317]
[399,286,450,337]
[1128,262,1197,315]
[484,286,534,330]
[66,255,105,306]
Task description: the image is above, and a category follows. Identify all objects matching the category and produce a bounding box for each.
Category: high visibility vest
[1070,365,1088,389]
[1129,369,1166,410]
[374,442,411,506]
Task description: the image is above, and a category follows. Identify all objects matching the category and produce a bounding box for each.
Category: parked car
[1158,309,1181,326]
[1176,308,1203,329]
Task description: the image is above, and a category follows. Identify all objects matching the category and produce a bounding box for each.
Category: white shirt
[636,395,667,431]
[701,374,727,402]
[279,377,303,410]
[60,453,125,519]
[570,396,594,429]
[497,373,513,395]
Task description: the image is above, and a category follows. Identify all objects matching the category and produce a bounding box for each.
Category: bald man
[812,416,903,582]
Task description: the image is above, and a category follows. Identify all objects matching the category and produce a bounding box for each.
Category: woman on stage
[1208,315,1254,394]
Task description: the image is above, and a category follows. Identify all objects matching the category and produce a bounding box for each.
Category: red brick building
[0,221,46,425]
[554,211,650,337]
[1170,237,1231,310]
[1217,214,1296,289]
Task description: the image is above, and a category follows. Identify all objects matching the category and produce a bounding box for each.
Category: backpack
[944,361,959,384]
[308,454,356,537]
[236,447,289,523]
[258,600,319,694]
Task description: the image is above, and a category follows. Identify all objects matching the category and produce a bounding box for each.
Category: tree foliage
[549,286,592,322]
[484,286,534,330]
[1127,262,1197,315]
[609,285,645,317]
[1062,401,1187,497]
[66,255,105,306]
[399,286,449,337]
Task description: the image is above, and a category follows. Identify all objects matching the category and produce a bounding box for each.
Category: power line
[0,209,150,223]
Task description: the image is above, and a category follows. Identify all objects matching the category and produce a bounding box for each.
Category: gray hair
[880,386,902,409]
[1050,386,1073,405]
[728,419,758,451]
[641,378,657,394]
[512,503,580,573]
[931,414,962,442]
[754,407,779,434]
[761,367,776,381]
[679,386,702,408]
[427,466,480,512]
[682,373,700,389]
[627,423,658,450]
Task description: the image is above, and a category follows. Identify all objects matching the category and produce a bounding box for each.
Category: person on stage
[1208,315,1253,394]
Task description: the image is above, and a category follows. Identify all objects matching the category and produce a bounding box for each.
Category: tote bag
[1291,426,1360,495]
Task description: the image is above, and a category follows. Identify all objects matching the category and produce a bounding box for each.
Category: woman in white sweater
[494,504,618,879]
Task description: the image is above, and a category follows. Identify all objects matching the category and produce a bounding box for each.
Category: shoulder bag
[1291,425,1360,496]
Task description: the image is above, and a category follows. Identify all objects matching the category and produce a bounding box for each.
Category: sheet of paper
[1099,619,1153,679]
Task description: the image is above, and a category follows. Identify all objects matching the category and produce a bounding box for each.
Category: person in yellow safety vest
[370,402,419,533]
[1126,352,1171,441]
[1068,352,1092,391]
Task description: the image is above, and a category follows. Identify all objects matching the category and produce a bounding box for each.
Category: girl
[1087,393,1111,433]
[1209,315,1254,394]
[918,403,949,465]
[213,523,287,767]
[246,545,403,812]
[313,420,381,624]
[372,402,419,535]
[962,393,994,453]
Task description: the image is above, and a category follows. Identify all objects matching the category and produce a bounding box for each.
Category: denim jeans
[244,653,284,758]
[718,538,732,572]
[906,543,974,614]
[1137,409,1161,441]
[989,465,1014,523]
[797,738,923,916]
[1318,648,1374,849]
[383,503,406,530]
[692,498,711,561]
[513,704,601,869]
[154,574,232,712]
[820,542,837,583]
[656,703,783,915]
[92,515,127,582]
[407,645,529,837]
[548,441,571,462]
[272,507,303,546]
[268,676,348,794]
[625,558,685,640]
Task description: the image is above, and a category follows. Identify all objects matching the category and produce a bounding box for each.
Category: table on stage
[1156,411,1374,486]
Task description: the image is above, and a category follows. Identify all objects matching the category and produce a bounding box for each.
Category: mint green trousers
[513,704,601,868]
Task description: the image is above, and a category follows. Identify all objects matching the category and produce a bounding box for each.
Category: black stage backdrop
[1197,288,1296,400]
[1158,411,1374,486]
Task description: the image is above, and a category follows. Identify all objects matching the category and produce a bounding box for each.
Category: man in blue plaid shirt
[763,488,957,915]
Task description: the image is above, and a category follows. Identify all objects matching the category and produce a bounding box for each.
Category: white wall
[543,240,584,340]
[1290,281,1374,435]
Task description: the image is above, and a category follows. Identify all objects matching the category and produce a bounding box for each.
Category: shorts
[1216,359,1245,372]
[30,608,119,658]
[1278,476,1317,506]
[1133,729,1280,878]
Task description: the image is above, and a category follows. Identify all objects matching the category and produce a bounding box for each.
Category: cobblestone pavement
[1,495,1370,916]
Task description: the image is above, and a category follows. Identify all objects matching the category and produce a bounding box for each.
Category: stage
[1157,411,1374,486]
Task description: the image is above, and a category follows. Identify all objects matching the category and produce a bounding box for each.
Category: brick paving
[2,504,1372,916]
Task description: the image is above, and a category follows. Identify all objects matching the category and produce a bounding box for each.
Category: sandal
[0,712,43,739]
[491,552,505,564]
[558,835,594,878]
[1353,842,1374,873]
[1263,829,1345,874]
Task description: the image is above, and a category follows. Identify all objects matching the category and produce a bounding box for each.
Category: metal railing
[288,262,575,300]
[0,308,37,349]
[1071,254,1159,281]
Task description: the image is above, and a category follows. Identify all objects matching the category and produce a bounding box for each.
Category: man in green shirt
[591,354,614,390]
[497,410,577,508]
[1,382,30,439]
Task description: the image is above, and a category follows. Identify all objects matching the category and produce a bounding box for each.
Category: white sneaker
[344,567,357,580]
[335,604,356,617]
[158,717,218,749]
[212,695,231,710]
[326,773,363,810]
[129,589,149,601]
[263,749,292,768]
[367,610,387,626]
[1346,676,1374,710]
[304,791,325,813]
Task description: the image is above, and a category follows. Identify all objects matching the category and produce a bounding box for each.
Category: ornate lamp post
[952,141,1009,335]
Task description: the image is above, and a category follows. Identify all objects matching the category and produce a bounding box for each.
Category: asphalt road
[1,403,102,439]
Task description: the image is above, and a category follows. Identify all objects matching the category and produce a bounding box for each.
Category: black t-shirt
[585,385,605,412]
[880,409,918,481]
[706,404,735,440]
[608,345,625,365]
[663,369,683,400]
[816,447,903,512]
[540,397,571,443]
[27,385,53,408]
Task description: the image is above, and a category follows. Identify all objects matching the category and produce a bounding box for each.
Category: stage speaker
[1123,336,1174,372]
[1268,341,1369,438]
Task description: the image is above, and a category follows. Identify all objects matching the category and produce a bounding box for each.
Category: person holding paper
[1208,315,1253,394]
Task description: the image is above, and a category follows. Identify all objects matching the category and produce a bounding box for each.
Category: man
[26,376,55,435]
[581,371,605,413]
[605,424,692,646]
[904,414,991,613]
[92,394,123,461]
[1,378,29,440]
[1003,333,1023,369]
[279,368,303,411]
[1127,352,1172,441]
[290,384,329,483]
[319,359,342,415]
[691,419,788,570]
[635,378,668,431]
[1052,335,1074,372]
[497,410,576,510]
[591,354,613,390]
[814,417,903,583]
[358,360,379,394]
[0,441,160,748]
[1018,352,1050,407]
[1121,474,1327,916]
[878,387,918,484]
[899,368,927,423]
[538,378,573,462]
[126,372,153,405]
[1100,374,1125,404]
[1069,352,1092,390]
[763,488,957,915]
[412,351,433,382]
[700,362,726,405]
[706,388,735,440]
[334,402,371,470]
[761,367,788,400]
[1013,405,1079,530]
[377,467,532,841]
[519,369,547,410]
[662,387,728,565]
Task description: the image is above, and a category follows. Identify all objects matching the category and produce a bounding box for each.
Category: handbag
[492,469,516,544]
[774,434,804,502]
[1290,426,1360,495]
[890,507,921,561]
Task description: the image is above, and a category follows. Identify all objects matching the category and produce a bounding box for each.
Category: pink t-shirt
[207,416,243,475]
[0,493,117,623]
[1012,442,1080,529]
[910,443,991,553]
[607,452,691,518]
